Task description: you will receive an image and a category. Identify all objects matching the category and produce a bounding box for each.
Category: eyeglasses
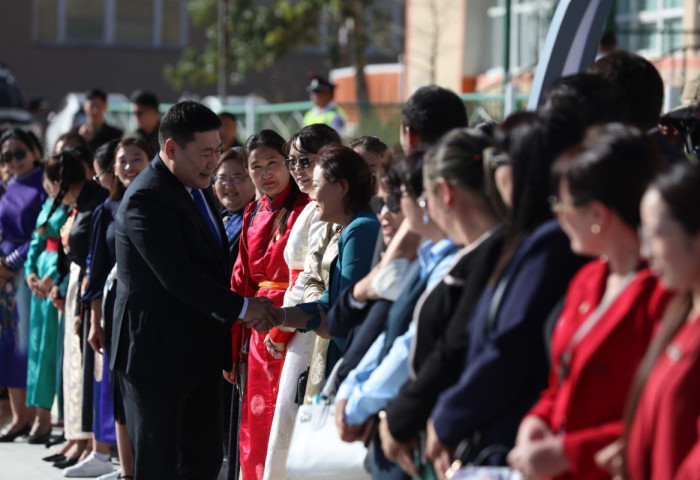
[214,174,249,186]
[1,149,27,164]
[548,195,589,214]
[92,170,110,182]
[370,193,401,214]
[483,147,510,170]
[285,156,314,170]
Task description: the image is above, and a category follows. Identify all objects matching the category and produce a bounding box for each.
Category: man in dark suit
[111,101,276,479]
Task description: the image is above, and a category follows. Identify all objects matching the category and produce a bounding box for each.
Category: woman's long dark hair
[109,137,154,201]
[38,147,88,233]
[622,162,700,472]
[0,127,44,168]
[490,109,584,282]
[246,129,300,238]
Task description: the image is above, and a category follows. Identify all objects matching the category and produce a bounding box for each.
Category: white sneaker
[63,451,114,477]
[96,472,120,480]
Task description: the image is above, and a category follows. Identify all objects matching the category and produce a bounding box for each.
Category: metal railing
[107,92,531,147]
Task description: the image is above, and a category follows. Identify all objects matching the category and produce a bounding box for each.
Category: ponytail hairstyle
[246,129,300,238]
[38,147,88,233]
[622,162,700,472]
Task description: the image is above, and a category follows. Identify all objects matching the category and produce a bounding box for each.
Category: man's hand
[240,297,277,332]
[223,367,238,386]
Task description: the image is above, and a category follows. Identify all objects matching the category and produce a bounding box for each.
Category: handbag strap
[320,357,344,400]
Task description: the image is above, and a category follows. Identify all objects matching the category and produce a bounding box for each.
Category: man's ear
[163,138,178,162]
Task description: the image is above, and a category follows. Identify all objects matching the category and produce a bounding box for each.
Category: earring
[422,214,430,225]
[591,224,601,234]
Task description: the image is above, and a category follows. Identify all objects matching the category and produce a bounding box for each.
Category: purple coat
[0,167,47,270]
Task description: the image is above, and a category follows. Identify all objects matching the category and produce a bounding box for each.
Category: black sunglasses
[1,149,28,164]
[285,157,314,170]
[370,193,401,214]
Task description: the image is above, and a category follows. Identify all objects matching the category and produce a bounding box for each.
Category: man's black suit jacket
[111,156,244,382]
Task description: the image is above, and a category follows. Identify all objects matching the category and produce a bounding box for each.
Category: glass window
[36,0,58,41]
[65,0,105,42]
[663,17,683,54]
[663,0,683,7]
[640,0,658,11]
[637,23,657,51]
[116,0,154,44]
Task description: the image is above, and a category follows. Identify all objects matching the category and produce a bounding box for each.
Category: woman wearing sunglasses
[0,128,47,442]
[263,124,341,479]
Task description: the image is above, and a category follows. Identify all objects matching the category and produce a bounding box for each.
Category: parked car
[0,66,43,142]
[44,92,131,154]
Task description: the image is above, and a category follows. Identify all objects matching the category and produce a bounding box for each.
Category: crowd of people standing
[0,49,699,480]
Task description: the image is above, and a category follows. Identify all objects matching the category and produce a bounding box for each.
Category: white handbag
[286,360,371,480]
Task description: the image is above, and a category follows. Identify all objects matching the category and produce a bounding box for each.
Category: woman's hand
[263,333,285,359]
[515,415,553,446]
[352,265,380,303]
[334,398,368,443]
[508,435,568,480]
[88,320,105,354]
[49,285,64,311]
[594,438,625,480]
[73,315,82,336]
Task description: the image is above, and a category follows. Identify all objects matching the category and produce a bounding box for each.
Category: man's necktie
[191,189,223,248]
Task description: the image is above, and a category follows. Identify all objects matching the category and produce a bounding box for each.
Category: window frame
[32,0,189,49]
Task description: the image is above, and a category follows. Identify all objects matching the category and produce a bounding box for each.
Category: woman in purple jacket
[0,128,47,442]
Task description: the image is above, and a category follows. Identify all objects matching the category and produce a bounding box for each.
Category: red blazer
[627,316,700,480]
[527,260,671,479]
[675,417,700,480]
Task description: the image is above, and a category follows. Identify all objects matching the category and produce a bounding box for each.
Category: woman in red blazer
[507,124,671,479]
[608,162,700,480]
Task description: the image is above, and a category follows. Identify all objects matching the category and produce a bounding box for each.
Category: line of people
[0,48,698,480]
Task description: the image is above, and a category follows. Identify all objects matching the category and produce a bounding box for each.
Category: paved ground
[0,432,87,480]
[0,433,232,479]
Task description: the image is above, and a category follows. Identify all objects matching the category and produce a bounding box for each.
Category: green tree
[164,0,391,103]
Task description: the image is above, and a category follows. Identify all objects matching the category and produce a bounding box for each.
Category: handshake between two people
[239,296,280,332]
[238,297,327,336]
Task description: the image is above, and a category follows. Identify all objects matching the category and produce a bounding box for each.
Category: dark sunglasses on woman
[285,157,314,170]
[1,149,28,164]
[370,193,401,214]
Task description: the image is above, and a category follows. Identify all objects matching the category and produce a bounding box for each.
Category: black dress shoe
[27,428,52,445]
[0,423,31,442]
[42,453,66,462]
[53,457,79,469]
[45,433,65,448]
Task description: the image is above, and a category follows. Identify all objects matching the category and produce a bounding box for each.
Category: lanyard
[558,270,637,385]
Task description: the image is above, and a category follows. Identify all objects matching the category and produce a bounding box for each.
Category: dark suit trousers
[117,371,224,480]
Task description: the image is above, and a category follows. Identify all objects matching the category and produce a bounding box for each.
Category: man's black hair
[401,85,467,145]
[159,101,222,148]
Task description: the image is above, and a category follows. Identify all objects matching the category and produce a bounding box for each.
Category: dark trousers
[117,370,224,480]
